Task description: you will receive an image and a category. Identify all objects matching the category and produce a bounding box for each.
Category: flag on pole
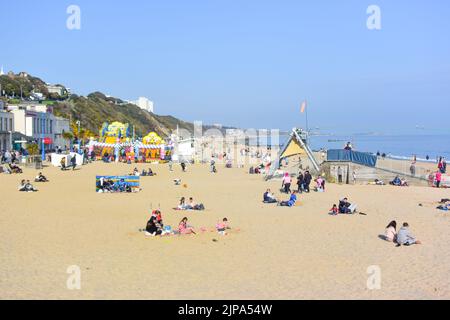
[300,101,307,113]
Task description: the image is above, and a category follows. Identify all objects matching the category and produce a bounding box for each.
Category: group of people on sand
[281,171,314,194]
[296,171,313,193]
[390,176,409,187]
[176,197,205,211]
[18,172,49,192]
[131,167,156,177]
[60,156,77,171]
[383,221,422,246]
[263,189,298,207]
[144,211,230,237]
[18,180,38,192]
[329,198,358,215]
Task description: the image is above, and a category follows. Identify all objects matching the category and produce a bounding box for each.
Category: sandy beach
[1,161,449,300]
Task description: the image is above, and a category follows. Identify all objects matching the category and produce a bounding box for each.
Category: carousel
[88,122,173,163]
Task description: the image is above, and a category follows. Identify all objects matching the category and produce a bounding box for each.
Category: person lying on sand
[178,217,196,235]
[396,223,422,246]
[339,198,357,214]
[263,189,277,204]
[18,180,38,192]
[34,172,49,182]
[278,191,298,207]
[437,201,450,211]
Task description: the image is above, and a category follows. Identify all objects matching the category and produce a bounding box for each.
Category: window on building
[9,119,13,131]
[0,118,3,131]
[50,120,53,134]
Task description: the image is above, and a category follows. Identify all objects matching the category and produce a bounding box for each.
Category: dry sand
[1,161,449,300]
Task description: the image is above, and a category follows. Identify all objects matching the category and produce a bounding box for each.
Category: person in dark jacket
[70,155,77,170]
[303,171,312,193]
[297,172,304,193]
[146,217,163,236]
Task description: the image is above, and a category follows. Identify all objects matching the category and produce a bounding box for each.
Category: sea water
[258,134,449,161]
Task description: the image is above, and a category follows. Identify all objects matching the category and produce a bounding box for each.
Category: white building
[0,110,14,151]
[0,65,4,76]
[9,104,70,150]
[46,84,65,96]
[134,97,154,113]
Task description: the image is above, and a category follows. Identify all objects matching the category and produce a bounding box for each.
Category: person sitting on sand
[396,222,422,246]
[60,157,67,171]
[383,221,397,242]
[339,198,357,214]
[315,176,325,192]
[34,172,48,182]
[278,191,298,207]
[263,189,277,203]
[147,168,156,176]
[9,163,23,174]
[178,217,196,235]
[18,180,38,192]
[329,204,339,215]
[178,197,188,210]
[132,168,140,176]
[216,218,231,235]
[145,217,163,237]
[400,178,408,187]
[190,197,205,211]
[151,210,164,227]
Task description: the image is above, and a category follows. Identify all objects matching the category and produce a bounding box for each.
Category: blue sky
[1,0,449,134]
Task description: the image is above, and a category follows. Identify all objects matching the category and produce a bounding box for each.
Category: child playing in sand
[329,204,338,215]
[216,218,231,235]
[178,217,196,235]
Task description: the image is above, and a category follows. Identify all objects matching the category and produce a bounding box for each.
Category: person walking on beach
[181,161,186,172]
